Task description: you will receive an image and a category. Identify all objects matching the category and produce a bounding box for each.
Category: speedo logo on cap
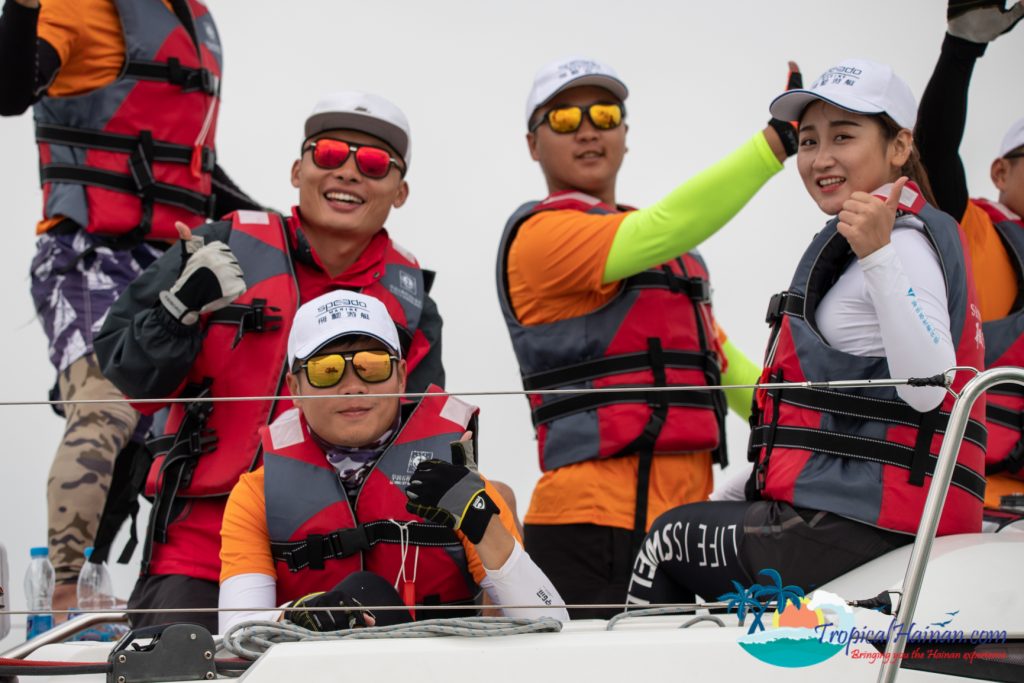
[813,66,863,90]
[315,298,371,325]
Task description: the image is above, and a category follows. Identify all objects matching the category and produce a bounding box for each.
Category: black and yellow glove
[284,588,370,632]
[405,442,499,545]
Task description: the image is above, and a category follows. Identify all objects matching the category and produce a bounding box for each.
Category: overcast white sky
[2,0,1022,644]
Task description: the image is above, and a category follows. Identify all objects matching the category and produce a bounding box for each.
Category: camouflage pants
[47,354,140,584]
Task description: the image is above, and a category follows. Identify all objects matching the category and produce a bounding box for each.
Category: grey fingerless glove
[159,239,246,325]
[948,0,1024,43]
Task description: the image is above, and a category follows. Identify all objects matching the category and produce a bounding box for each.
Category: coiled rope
[221,616,564,660]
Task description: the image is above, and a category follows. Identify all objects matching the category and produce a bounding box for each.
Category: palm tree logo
[753,568,805,614]
[718,580,767,635]
[719,569,807,635]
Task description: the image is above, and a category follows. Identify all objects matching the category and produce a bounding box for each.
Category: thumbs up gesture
[837,177,908,259]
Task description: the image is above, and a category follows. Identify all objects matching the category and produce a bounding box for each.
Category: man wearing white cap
[916,1,1024,509]
[94,91,445,631]
[216,290,566,633]
[496,56,795,616]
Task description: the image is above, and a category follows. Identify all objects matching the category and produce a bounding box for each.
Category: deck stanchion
[878,366,1024,683]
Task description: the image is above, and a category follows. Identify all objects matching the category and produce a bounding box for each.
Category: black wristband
[768,117,799,158]
[459,491,499,544]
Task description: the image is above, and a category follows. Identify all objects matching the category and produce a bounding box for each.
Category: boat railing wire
[0,367,965,408]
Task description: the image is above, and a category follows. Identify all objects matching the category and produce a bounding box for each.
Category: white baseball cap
[304,91,412,167]
[999,117,1024,158]
[287,290,402,368]
[525,56,628,127]
[770,58,917,131]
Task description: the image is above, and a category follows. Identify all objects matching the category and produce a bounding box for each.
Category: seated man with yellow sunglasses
[495,57,797,618]
[217,290,567,632]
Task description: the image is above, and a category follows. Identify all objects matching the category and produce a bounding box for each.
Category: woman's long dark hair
[876,113,938,207]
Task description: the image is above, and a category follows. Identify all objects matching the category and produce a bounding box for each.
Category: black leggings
[626,501,911,606]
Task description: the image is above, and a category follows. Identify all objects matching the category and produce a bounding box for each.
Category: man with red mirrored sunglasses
[216,289,566,633]
[496,56,795,617]
[94,91,446,632]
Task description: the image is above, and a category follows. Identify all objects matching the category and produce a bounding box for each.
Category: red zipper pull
[401,580,416,620]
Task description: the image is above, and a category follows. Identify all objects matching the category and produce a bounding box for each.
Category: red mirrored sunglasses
[302,138,405,178]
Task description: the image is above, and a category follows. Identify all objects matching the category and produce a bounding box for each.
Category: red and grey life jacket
[140,209,439,573]
[749,183,987,536]
[33,0,221,241]
[264,390,479,614]
[973,198,1024,481]
[496,191,727,534]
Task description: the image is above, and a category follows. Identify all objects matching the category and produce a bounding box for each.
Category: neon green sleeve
[602,131,783,284]
[720,337,762,421]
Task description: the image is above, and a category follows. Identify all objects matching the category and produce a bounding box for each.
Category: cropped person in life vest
[94,92,445,633]
[497,56,796,618]
[627,59,987,606]
[915,0,1024,512]
[218,290,567,633]
[0,0,259,618]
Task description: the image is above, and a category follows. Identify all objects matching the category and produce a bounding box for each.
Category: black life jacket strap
[748,424,987,501]
[986,401,1024,475]
[986,402,1024,431]
[206,299,283,348]
[35,123,216,171]
[988,383,1024,399]
[625,270,710,302]
[765,291,806,324]
[39,163,214,217]
[90,439,154,565]
[531,387,715,427]
[270,521,461,573]
[776,386,988,451]
[140,379,217,573]
[124,57,219,96]
[522,350,715,391]
[626,338,670,551]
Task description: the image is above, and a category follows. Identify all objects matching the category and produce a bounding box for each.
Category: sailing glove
[159,239,246,325]
[767,62,803,158]
[405,444,499,545]
[285,589,371,632]
[947,0,1024,44]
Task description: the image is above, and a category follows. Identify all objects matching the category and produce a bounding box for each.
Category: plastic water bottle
[0,541,10,640]
[24,546,54,640]
[73,547,127,641]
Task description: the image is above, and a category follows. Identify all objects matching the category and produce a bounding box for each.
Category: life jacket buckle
[200,147,216,174]
[327,526,371,558]
[685,277,711,303]
[765,291,786,325]
[198,69,219,96]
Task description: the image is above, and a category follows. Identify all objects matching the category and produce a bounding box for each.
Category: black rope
[906,374,949,388]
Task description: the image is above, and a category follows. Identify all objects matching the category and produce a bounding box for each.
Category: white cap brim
[534,74,628,112]
[769,89,886,123]
[295,331,401,364]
